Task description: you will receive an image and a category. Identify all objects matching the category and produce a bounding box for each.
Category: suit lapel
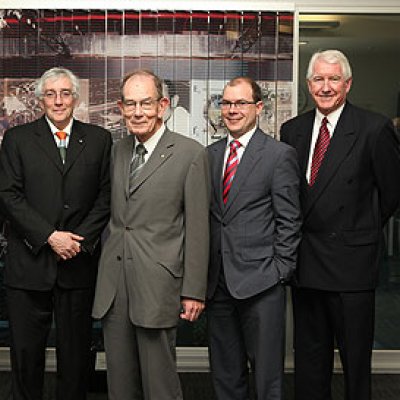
[34,117,64,172]
[129,130,174,196]
[210,138,226,213]
[305,103,358,216]
[63,120,86,175]
[295,111,315,178]
[223,129,265,217]
[121,135,135,199]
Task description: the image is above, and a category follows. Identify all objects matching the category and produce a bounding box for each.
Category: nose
[134,103,144,116]
[54,93,63,105]
[228,103,238,112]
[321,78,332,92]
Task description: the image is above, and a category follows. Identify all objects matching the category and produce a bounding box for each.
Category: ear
[39,99,45,112]
[117,99,124,113]
[306,79,313,94]
[345,77,353,93]
[255,100,264,116]
[157,97,170,118]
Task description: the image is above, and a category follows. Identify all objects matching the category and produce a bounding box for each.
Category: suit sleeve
[74,130,112,254]
[0,131,54,252]
[372,119,400,224]
[181,147,210,301]
[271,145,302,282]
[279,120,293,146]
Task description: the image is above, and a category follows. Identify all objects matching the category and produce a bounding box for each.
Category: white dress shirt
[222,126,257,177]
[306,104,345,183]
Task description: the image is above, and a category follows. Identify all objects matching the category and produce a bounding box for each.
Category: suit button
[125,226,132,231]
[117,256,122,261]
[63,204,70,210]
[328,232,337,239]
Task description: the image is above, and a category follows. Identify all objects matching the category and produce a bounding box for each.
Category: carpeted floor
[0,371,399,399]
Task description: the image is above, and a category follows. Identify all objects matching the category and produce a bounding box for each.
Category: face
[307,59,352,115]
[221,81,263,139]
[118,75,169,143]
[39,75,77,130]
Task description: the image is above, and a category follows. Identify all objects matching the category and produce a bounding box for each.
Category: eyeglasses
[310,75,344,85]
[220,100,258,109]
[43,90,75,100]
[122,98,161,111]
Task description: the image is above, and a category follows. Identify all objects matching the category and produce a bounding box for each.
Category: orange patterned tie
[55,131,67,163]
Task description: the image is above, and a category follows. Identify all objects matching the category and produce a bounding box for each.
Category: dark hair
[225,76,263,102]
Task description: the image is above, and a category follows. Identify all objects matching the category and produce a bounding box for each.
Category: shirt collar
[136,123,166,154]
[315,103,345,131]
[226,125,257,149]
[46,116,73,136]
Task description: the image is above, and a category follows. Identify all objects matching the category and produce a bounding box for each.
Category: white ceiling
[299,14,400,54]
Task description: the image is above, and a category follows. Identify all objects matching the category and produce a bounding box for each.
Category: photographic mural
[0,8,294,347]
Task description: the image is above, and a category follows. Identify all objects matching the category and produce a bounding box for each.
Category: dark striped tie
[129,143,147,192]
[309,117,330,186]
[222,140,241,204]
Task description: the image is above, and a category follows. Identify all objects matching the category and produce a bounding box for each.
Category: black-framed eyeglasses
[220,100,258,109]
[122,98,161,111]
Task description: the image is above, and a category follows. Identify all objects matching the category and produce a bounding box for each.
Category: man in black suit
[280,50,400,400]
[207,76,301,400]
[0,67,112,400]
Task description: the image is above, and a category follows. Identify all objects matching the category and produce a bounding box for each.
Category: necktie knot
[135,143,147,157]
[56,131,67,141]
[230,140,241,152]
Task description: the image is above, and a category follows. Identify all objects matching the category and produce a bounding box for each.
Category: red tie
[223,140,241,204]
[309,117,330,186]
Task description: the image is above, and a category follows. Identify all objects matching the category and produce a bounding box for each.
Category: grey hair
[35,67,80,99]
[306,50,352,81]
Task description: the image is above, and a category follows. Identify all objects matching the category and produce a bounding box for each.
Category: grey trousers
[102,269,183,400]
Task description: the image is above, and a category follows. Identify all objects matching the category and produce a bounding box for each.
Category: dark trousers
[6,284,94,400]
[208,276,286,400]
[292,287,375,400]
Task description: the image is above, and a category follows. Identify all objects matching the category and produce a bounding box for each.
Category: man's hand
[180,298,205,322]
[47,230,84,260]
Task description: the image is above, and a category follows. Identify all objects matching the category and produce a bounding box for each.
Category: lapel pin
[78,139,84,144]
[161,154,165,158]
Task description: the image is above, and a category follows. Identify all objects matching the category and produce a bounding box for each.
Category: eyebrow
[123,96,153,102]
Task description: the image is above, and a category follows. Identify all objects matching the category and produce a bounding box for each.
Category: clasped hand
[180,298,205,322]
[47,230,84,260]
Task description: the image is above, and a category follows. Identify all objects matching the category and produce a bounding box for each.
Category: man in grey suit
[92,70,209,400]
[207,77,302,400]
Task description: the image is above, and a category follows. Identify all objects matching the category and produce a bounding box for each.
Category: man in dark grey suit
[207,76,301,400]
[0,67,112,400]
[280,50,400,400]
[92,70,209,400]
